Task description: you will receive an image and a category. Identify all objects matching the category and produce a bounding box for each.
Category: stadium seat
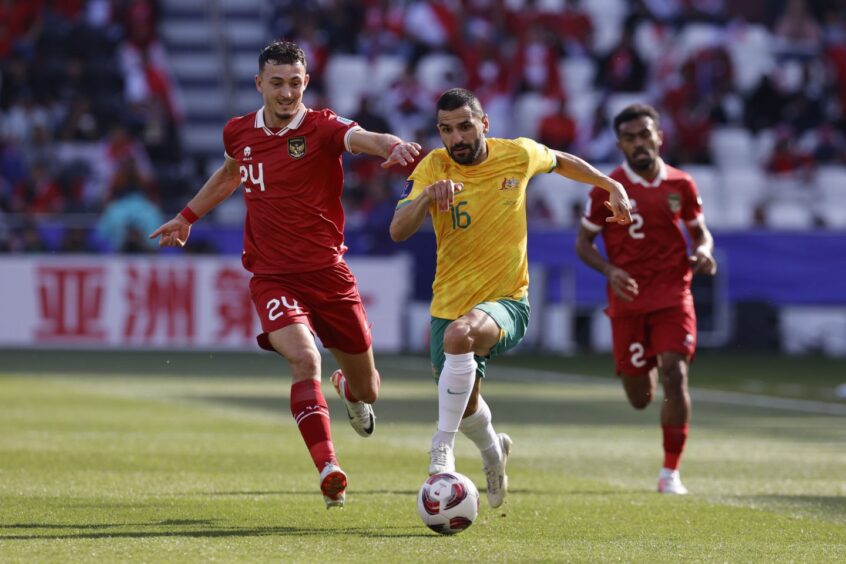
[582,0,626,53]
[682,165,726,229]
[370,56,406,95]
[720,166,765,229]
[780,306,846,355]
[816,166,846,229]
[416,54,464,93]
[514,93,557,139]
[325,55,370,116]
[528,172,586,227]
[725,24,775,93]
[711,127,754,168]
[559,57,595,98]
[677,23,722,60]
[766,200,815,230]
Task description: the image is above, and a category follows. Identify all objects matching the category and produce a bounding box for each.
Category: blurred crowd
[1,0,845,253]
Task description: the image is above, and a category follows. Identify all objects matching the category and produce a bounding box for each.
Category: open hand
[381,141,422,168]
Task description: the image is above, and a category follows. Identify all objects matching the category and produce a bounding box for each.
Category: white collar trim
[255,105,307,136]
[622,158,667,187]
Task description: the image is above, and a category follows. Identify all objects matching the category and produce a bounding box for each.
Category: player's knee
[660,363,687,396]
[287,349,321,379]
[443,321,473,354]
[627,391,652,410]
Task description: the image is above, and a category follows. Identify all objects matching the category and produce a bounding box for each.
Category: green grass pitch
[0,350,844,562]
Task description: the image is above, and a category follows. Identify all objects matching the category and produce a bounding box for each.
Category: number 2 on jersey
[628,212,644,239]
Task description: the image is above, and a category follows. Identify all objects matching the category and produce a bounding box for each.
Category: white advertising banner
[0,255,411,352]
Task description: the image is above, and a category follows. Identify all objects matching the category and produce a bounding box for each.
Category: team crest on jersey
[667,193,681,213]
[400,180,413,199]
[244,146,251,157]
[500,177,519,191]
[288,137,306,159]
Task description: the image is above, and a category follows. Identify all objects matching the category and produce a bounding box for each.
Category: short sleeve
[222,118,237,160]
[681,175,703,225]
[582,186,610,232]
[515,137,557,177]
[397,154,436,209]
[323,111,361,155]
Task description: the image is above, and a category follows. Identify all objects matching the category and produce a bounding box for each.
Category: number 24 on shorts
[266,296,303,320]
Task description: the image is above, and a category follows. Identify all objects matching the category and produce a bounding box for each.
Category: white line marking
[378,358,846,416]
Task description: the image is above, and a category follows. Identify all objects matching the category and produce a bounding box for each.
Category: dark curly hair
[259,41,306,72]
[613,104,660,136]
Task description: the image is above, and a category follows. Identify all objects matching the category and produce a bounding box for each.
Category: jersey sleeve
[582,186,610,232]
[222,118,238,160]
[397,154,436,209]
[323,111,362,155]
[515,137,557,177]
[681,174,704,226]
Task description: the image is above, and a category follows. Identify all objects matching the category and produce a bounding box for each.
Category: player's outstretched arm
[551,150,633,225]
[348,129,422,168]
[389,180,463,242]
[687,219,718,275]
[149,158,241,248]
[575,226,638,301]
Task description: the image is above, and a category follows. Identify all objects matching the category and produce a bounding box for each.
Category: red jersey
[222,106,361,274]
[583,159,703,316]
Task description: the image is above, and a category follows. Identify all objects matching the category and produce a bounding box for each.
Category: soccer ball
[417,472,480,535]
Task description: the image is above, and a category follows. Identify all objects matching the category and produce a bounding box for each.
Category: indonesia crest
[667,192,681,213]
[288,136,306,159]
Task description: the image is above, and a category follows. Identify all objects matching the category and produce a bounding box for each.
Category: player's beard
[627,149,655,172]
[448,138,482,165]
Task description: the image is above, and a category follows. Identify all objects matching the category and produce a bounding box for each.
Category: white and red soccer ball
[417,472,480,535]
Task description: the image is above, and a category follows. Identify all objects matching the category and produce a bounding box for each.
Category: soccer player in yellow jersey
[390,88,633,508]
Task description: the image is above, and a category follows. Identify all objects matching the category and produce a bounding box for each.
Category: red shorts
[249,261,372,354]
[609,301,697,376]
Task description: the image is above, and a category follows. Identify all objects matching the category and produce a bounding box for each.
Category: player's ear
[303,73,310,90]
[254,74,262,93]
[482,114,490,134]
[657,129,664,149]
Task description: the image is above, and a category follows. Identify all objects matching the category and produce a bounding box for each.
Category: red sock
[290,379,336,471]
[662,424,689,470]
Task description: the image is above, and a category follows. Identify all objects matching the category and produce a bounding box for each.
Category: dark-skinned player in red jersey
[575,104,717,495]
[149,41,421,508]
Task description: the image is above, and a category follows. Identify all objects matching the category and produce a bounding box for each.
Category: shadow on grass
[0,522,431,541]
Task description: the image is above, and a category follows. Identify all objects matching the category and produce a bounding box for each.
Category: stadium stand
[1,0,845,255]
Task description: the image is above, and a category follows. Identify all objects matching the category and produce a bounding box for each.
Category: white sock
[434,352,477,449]
[459,396,501,467]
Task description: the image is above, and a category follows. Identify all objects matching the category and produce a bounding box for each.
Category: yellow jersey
[398,137,556,319]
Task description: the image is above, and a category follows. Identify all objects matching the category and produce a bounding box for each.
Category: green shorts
[430,295,530,381]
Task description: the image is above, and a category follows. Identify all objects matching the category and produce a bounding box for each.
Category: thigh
[610,313,656,376]
[250,274,315,351]
[648,302,697,360]
[473,296,531,361]
[308,262,373,355]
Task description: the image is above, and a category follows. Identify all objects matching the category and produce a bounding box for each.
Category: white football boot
[319,463,348,508]
[428,441,456,475]
[484,433,512,508]
[330,370,375,437]
[657,468,688,495]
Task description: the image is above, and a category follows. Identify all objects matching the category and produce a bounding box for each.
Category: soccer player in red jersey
[575,104,717,495]
[149,41,421,508]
